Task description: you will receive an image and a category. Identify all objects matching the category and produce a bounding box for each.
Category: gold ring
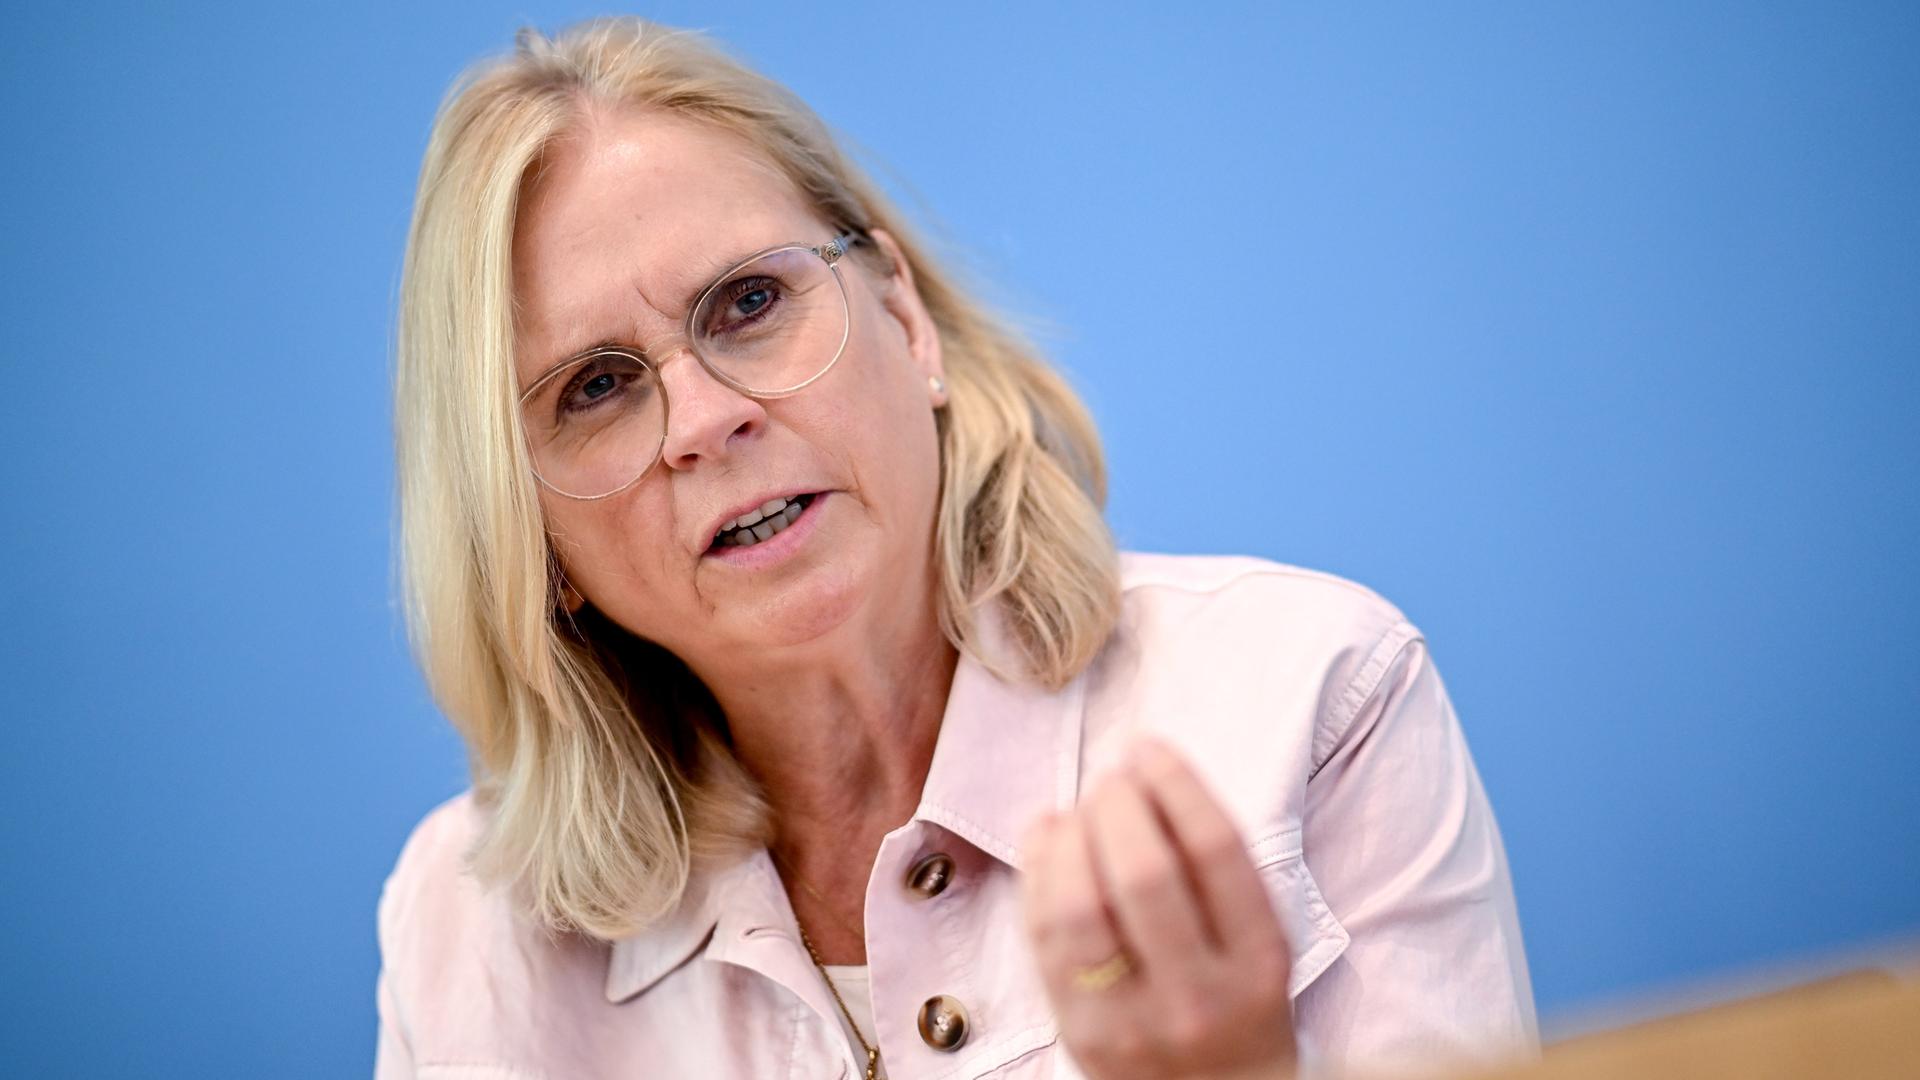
[1069,951,1133,992]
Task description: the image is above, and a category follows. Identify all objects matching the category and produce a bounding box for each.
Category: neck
[699,576,959,872]
[680,563,959,965]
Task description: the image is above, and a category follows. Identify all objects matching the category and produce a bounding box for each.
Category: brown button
[905,852,956,898]
[917,994,970,1051]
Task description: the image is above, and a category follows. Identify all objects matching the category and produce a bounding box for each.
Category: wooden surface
[1449,968,1920,1080]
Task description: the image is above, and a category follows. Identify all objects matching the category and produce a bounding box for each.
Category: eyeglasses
[517,232,860,500]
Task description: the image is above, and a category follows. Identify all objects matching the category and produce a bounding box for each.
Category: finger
[1017,811,1057,873]
[1082,766,1213,977]
[1022,811,1130,1001]
[1016,812,1067,939]
[1130,737,1289,962]
[1017,812,1060,928]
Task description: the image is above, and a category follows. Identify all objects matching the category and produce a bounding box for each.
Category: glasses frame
[517,231,861,501]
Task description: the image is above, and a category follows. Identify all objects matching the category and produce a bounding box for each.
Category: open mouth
[706,492,820,553]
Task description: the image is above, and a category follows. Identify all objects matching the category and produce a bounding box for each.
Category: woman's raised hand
[1018,736,1298,1080]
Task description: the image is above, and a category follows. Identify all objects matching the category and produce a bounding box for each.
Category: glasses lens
[520,350,665,499]
[693,246,849,395]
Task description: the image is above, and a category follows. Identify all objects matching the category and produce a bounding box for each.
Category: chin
[735,556,868,651]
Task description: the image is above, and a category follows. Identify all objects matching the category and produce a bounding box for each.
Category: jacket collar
[906,601,1087,870]
[604,601,1087,1003]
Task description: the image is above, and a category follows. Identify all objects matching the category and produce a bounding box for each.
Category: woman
[377,16,1537,1080]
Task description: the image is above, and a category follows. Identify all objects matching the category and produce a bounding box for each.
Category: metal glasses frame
[518,231,861,501]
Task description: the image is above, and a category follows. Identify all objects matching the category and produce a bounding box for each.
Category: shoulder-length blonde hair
[396,15,1119,939]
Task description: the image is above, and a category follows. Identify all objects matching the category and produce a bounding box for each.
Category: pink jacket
[375,553,1539,1078]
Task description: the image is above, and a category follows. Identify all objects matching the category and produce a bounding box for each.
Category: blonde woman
[377,16,1537,1080]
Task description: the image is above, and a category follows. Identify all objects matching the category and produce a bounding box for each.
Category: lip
[702,491,829,568]
[699,488,827,552]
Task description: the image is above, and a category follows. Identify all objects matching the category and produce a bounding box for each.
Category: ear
[866,227,948,408]
[560,577,586,615]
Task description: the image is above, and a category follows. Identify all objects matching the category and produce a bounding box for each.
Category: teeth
[716,494,811,550]
[719,496,790,534]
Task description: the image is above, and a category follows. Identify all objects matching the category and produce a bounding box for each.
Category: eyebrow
[524,245,763,391]
[516,337,614,401]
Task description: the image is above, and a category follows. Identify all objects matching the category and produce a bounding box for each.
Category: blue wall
[3,3,1915,1075]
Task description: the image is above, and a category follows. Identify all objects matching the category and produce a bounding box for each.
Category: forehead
[510,106,821,374]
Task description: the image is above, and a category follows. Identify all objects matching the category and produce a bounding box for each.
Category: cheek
[840,384,943,534]
[836,306,939,447]
[541,488,678,595]
[810,354,937,485]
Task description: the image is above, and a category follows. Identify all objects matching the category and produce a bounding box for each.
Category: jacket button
[905,852,956,898]
[917,994,970,1051]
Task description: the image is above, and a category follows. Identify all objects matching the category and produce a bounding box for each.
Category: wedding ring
[1069,951,1133,992]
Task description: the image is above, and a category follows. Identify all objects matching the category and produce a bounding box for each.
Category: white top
[821,964,886,1077]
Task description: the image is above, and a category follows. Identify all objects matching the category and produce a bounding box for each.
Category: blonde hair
[395,15,1119,939]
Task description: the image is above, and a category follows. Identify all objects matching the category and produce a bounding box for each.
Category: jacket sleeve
[373,874,416,1079]
[1293,619,1539,1075]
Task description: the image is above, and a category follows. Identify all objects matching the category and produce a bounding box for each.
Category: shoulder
[375,790,611,1062]
[1115,550,1417,663]
[1086,552,1428,796]
[377,789,488,940]
[375,789,550,981]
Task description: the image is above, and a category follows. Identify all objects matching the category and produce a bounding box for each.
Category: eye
[579,372,618,401]
[556,354,650,416]
[563,370,628,412]
[708,274,783,335]
[732,283,774,318]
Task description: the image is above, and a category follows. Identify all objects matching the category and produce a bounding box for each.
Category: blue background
[4,2,1916,1074]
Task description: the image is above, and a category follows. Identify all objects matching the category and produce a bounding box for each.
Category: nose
[654,344,765,471]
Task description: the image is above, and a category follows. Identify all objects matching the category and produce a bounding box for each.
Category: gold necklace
[773,849,880,1080]
[795,918,880,1080]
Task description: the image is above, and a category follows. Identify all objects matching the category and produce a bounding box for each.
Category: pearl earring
[929,375,945,395]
